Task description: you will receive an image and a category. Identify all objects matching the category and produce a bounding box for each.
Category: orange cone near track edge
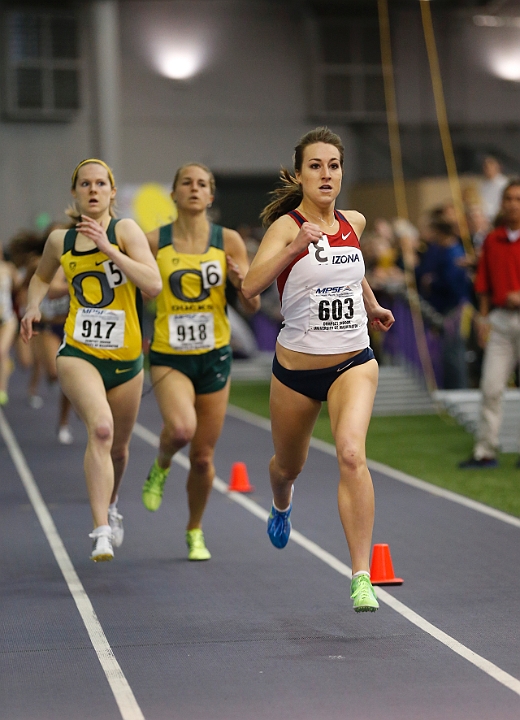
[228,462,254,493]
[370,543,403,586]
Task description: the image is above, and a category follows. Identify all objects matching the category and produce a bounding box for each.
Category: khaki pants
[474,309,520,459]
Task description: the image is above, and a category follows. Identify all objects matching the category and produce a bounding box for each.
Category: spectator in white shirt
[480,156,509,223]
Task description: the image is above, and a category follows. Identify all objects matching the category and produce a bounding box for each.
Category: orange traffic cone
[370,543,403,586]
[228,462,254,493]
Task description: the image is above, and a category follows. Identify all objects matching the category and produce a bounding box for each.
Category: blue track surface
[1,369,520,720]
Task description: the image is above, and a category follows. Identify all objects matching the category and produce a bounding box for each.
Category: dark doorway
[212,174,279,230]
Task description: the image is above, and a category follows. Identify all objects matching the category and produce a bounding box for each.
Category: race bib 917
[73,308,126,348]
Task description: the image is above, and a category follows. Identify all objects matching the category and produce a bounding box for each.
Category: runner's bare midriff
[275,341,365,371]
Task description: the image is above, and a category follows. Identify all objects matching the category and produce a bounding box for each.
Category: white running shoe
[108,505,124,547]
[89,525,114,562]
[57,425,74,445]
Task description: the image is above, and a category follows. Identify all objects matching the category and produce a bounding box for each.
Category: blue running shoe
[267,493,293,549]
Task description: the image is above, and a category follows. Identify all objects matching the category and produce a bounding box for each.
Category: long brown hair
[260,127,344,227]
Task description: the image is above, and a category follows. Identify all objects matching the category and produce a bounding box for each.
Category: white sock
[273,485,294,512]
[273,500,290,512]
[352,570,370,579]
[91,524,111,536]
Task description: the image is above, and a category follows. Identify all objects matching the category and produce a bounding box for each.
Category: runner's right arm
[20,231,64,342]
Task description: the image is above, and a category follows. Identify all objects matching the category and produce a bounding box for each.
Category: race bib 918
[168,312,215,351]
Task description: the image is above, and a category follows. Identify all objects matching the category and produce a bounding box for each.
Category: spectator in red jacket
[460,179,520,468]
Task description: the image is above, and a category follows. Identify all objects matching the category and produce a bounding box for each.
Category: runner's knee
[163,421,195,448]
[189,450,213,476]
[92,419,113,444]
[336,444,365,475]
[271,455,303,483]
[111,443,129,465]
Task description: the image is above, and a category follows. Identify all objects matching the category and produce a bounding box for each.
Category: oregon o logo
[72,271,114,308]
[169,269,210,303]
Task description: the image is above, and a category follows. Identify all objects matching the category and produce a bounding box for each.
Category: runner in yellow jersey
[21,159,162,562]
[142,163,260,560]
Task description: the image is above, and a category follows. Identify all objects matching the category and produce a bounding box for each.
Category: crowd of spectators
[361,155,513,390]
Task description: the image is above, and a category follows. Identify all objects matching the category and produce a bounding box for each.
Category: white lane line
[133,419,520,698]
[0,410,145,720]
[226,404,520,529]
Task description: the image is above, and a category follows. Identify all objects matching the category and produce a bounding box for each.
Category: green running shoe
[350,574,379,613]
[142,460,170,511]
[186,528,211,561]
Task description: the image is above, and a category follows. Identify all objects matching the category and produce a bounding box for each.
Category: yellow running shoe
[186,528,211,561]
[142,459,170,511]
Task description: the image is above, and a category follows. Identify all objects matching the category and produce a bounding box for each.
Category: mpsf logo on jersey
[315,285,349,295]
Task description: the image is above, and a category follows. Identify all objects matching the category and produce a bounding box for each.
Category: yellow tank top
[151,223,230,355]
[61,219,143,361]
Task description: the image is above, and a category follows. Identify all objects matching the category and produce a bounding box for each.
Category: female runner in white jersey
[21,159,162,562]
[242,127,394,612]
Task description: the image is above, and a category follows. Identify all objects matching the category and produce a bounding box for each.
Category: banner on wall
[118,183,177,232]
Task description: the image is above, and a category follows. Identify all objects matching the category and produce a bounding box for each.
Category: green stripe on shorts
[57,344,143,391]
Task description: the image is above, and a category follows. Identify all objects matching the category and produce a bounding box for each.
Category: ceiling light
[156,49,201,80]
[490,55,520,81]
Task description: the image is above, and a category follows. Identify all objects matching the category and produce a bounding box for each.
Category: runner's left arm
[362,278,394,332]
[75,216,162,297]
[224,229,261,314]
[331,209,394,332]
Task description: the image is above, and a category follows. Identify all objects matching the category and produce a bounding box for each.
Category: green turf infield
[229,380,520,518]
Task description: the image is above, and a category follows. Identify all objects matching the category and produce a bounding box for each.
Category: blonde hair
[172,163,216,195]
[260,127,344,227]
[67,158,117,221]
[71,158,115,189]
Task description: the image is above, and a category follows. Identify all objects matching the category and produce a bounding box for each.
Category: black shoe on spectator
[459,456,498,469]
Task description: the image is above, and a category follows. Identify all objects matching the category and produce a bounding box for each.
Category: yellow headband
[71,158,115,189]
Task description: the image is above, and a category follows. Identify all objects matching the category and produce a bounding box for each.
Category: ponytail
[260,168,303,227]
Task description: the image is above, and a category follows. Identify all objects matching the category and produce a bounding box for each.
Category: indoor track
[1,370,520,720]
